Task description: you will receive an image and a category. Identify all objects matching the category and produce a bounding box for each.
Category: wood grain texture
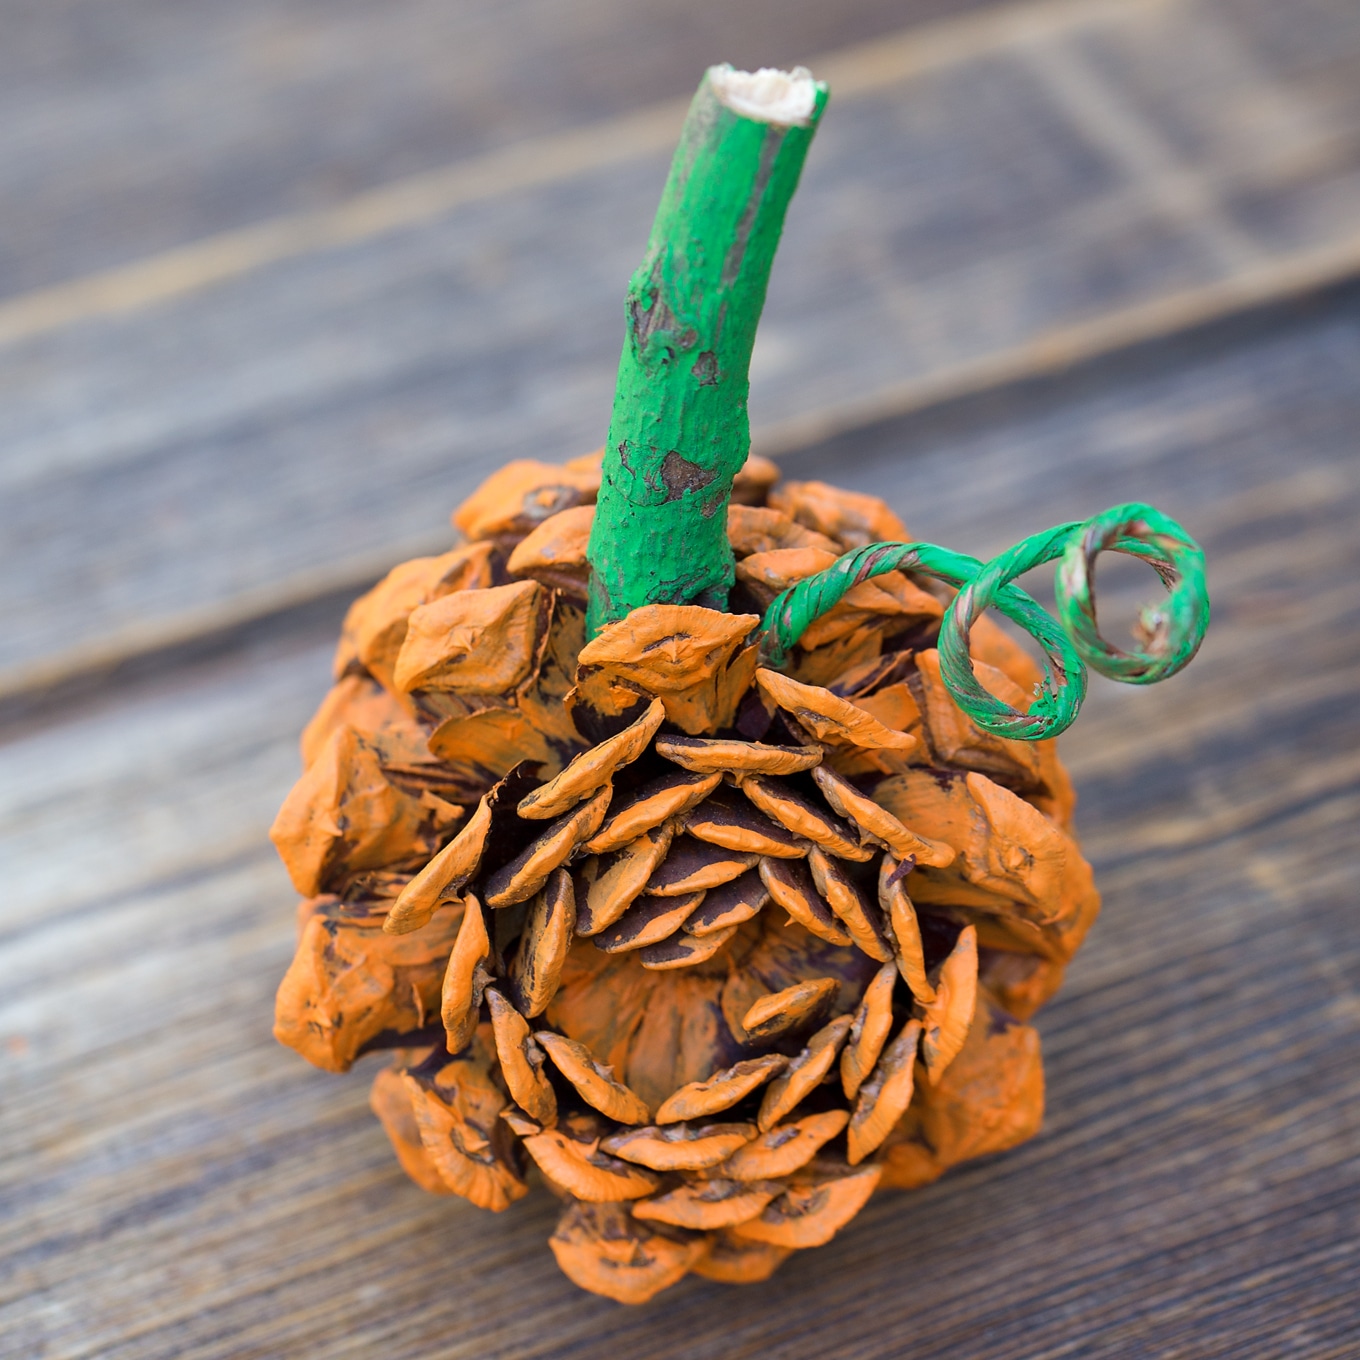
[5,0,1360,693]
[3,272,1358,1358]
[0,0,1000,298]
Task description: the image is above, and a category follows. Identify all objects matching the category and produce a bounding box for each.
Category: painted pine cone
[271,451,1099,1304]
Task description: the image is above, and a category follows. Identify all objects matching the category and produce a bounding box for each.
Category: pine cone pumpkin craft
[276,461,1098,1301]
[270,66,1208,1304]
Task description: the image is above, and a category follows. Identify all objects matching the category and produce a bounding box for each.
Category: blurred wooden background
[2,0,1358,1355]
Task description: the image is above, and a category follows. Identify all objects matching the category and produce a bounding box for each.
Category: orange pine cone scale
[271,452,1097,1303]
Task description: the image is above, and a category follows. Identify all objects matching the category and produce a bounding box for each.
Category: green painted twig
[586,67,828,636]
[759,502,1209,740]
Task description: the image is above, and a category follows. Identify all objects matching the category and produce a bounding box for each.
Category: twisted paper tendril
[758,501,1209,740]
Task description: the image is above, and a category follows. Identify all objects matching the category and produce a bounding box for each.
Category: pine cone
[271,453,1099,1303]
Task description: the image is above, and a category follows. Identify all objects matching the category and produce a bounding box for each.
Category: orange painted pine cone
[271,452,1099,1304]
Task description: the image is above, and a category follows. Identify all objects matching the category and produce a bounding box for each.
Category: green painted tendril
[758,501,1209,741]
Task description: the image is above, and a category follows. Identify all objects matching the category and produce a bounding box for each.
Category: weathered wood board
[4,0,1360,693]
[3,0,1359,1353]
[0,0,994,295]
[3,275,1357,1358]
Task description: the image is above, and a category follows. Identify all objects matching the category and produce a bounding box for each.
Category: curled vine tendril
[758,501,1209,741]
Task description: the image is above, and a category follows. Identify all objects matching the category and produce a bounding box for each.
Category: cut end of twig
[708,64,820,127]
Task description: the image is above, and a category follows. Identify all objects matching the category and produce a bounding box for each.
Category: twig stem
[585,66,827,635]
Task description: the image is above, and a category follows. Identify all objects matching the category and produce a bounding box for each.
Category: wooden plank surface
[0,0,998,295]
[3,276,1358,1358]
[4,0,1360,1354]
[5,0,1360,694]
